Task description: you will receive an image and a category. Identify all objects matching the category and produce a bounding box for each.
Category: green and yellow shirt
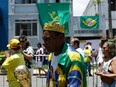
[46,42,87,87]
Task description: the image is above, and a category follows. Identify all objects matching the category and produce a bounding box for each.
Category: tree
[93,0,102,15]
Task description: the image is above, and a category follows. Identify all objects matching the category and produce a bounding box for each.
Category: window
[111,0,116,11]
[55,0,70,3]
[66,0,70,1]
[56,0,60,3]
[44,0,49,3]
[106,29,116,38]
[15,19,37,36]
[15,0,37,4]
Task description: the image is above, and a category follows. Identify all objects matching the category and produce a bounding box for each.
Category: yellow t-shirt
[84,49,91,62]
[2,52,25,82]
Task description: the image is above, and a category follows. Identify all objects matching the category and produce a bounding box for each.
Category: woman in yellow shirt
[2,39,25,87]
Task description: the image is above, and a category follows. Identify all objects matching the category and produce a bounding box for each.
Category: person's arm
[1,51,11,71]
[5,51,10,59]
[22,52,33,60]
[102,59,116,79]
[22,47,34,61]
[107,58,116,79]
[67,69,82,87]
[96,59,116,79]
[101,73,116,78]
[67,60,86,87]
[2,56,13,70]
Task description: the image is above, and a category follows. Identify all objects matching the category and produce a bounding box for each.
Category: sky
[73,0,90,16]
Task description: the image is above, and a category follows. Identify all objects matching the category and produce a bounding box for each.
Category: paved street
[0,68,102,87]
[86,75,102,87]
[0,75,46,87]
[0,74,102,87]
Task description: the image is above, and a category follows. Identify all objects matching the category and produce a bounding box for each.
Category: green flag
[80,16,99,29]
[36,3,70,34]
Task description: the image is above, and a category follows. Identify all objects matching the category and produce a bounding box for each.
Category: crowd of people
[1,22,116,87]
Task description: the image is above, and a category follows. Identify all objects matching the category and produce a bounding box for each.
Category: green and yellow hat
[36,3,70,34]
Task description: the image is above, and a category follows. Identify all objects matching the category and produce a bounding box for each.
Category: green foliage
[0,51,6,65]
[93,0,102,4]
[0,51,5,55]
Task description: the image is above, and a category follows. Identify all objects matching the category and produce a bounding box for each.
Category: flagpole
[70,0,73,13]
[70,0,74,39]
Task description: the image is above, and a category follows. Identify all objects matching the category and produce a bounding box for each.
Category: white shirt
[36,47,44,55]
[97,47,104,64]
[36,47,44,61]
[101,59,112,73]
[76,48,84,58]
[51,54,60,73]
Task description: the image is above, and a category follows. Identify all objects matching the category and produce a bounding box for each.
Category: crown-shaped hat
[44,23,65,33]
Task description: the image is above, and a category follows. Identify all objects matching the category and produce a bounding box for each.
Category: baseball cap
[7,39,20,49]
[44,23,65,33]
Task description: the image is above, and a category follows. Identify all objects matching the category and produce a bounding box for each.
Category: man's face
[70,40,77,49]
[42,31,61,52]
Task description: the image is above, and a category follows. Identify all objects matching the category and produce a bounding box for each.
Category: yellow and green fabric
[46,42,87,87]
[84,48,92,62]
[2,52,25,87]
[36,3,70,34]
[80,16,99,29]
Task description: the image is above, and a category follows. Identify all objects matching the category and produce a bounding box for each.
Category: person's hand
[5,51,10,58]
[95,71,103,76]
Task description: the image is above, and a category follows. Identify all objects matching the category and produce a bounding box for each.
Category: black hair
[25,41,30,48]
[18,35,27,41]
[85,46,89,49]
[105,42,116,58]
[74,39,80,47]
[86,42,92,45]
[101,39,108,47]
[37,43,42,47]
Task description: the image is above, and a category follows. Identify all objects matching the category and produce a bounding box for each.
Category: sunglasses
[20,41,25,43]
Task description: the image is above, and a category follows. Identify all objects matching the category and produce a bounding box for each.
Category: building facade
[83,0,116,38]
[8,0,112,49]
[9,0,72,49]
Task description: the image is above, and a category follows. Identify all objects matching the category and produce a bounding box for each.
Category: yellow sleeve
[2,57,13,70]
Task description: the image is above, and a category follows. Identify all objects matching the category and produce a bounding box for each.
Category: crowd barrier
[0,54,102,87]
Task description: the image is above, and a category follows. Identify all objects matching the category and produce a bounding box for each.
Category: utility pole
[108,0,113,38]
